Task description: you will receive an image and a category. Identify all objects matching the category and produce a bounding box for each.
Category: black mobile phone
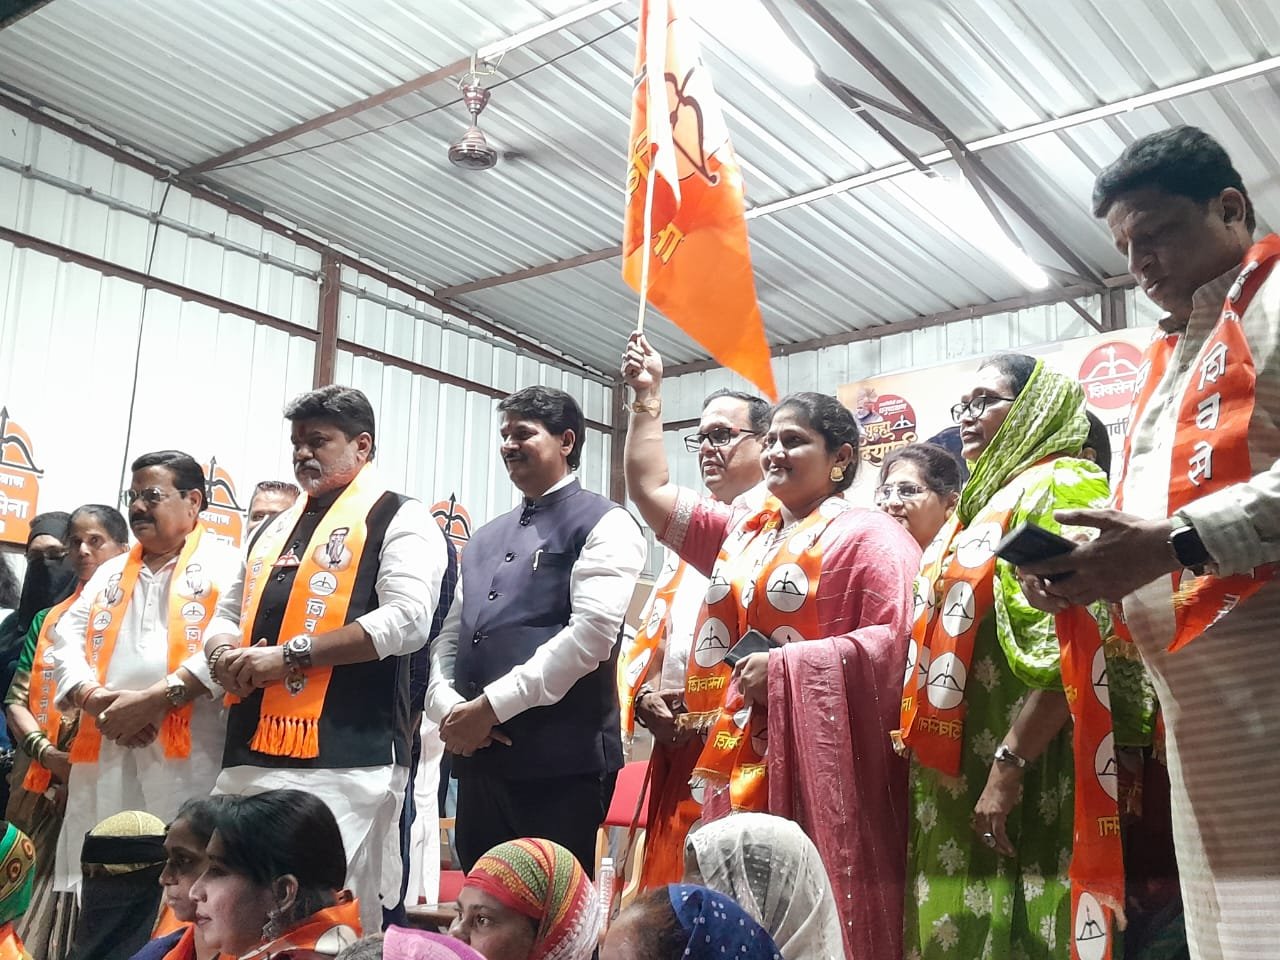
[995,522,1076,567]
[723,628,779,668]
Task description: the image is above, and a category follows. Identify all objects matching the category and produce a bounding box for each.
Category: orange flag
[622,0,777,400]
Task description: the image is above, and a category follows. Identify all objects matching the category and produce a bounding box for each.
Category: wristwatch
[1169,515,1211,576]
[994,744,1028,768]
[283,634,315,671]
[164,673,189,708]
[630,396,662,417]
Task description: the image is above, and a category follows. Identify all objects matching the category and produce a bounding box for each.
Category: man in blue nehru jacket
[427,386,645,874]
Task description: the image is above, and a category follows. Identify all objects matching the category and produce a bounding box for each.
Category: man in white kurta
[1023,126,1280,960]
[205,385,445,934]
[51,452,238,894]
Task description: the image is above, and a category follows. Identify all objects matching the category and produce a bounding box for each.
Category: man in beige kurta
[1022,126,1280,960]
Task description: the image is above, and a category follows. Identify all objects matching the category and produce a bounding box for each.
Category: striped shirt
[1121,259,1280,960]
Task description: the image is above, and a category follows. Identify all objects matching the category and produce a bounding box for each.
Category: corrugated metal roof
[2,0,1278,373]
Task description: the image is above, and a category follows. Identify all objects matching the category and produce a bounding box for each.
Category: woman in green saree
[900,353,1111,960]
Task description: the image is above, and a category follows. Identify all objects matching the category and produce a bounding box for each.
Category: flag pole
[635,151,658,335]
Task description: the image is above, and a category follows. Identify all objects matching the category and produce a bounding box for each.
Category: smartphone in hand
[995,522,1076,580]
[723,628,779,668]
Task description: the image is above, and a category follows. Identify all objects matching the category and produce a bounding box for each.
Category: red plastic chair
[596,760,652,910]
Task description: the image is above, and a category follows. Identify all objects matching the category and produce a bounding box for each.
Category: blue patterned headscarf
[668,884,782,960]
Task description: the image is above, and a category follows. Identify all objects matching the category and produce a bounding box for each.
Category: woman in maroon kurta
[622,333,920,960]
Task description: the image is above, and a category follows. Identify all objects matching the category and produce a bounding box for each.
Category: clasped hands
[212,638,291,698]
[441,696,512,757]
[85,685,165,749]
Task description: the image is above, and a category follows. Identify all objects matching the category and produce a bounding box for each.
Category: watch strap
[994,743,1028,768]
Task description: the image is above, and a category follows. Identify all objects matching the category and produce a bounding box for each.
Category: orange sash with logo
[1056,605,1125,960]
[898,460,1080,772]
[235,465,382,759]
[22,591,79,792]
[618,551,689,738]
[71,526,219,764]
[240,895,361,959]
[1113,234,1280,651]
[896,470,1035,773]
[691,497,843,811]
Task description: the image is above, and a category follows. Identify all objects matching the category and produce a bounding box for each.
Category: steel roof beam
[181,0,627,177]
[790,0,1105,286]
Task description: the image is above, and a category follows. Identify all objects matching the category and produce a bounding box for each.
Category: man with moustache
[618,389,767,886]
[426,385,645,874]
[50,451,238,893]
[1021,127,1280,959]
[203,385,447,932]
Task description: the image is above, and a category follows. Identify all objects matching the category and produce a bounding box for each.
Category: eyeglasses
[121,487,190,507]
[874,482,929,505]
[950,394,1017,422]
[682,427,757,453]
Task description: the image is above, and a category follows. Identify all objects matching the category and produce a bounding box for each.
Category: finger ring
[981,832,997,848]
[100,710,111,722]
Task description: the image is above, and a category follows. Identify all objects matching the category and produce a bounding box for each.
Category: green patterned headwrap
[0,821,36,923]
[959,359,1089,524]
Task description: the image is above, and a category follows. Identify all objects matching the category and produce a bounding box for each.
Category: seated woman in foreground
[603,884,781,960]
[127,796,231,960]
[189,790,360,959]
[684,812,842,959]
[449,838,598,960]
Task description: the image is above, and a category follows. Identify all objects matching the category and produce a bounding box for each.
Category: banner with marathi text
[199,456,245,547]
[0,406,43,545]
[841,328,1152,505]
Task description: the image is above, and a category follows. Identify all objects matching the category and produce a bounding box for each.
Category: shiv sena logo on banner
[0,406,43,546]
[431,493,472,555]
[200,456,244,547]
[1079,341,1143,411]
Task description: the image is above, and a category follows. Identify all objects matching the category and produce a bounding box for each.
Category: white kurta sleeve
[355,498,447,660]
[425,578,466,723]
[484,507,646,724]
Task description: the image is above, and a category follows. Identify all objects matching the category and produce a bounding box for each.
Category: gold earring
[829,465,845,483]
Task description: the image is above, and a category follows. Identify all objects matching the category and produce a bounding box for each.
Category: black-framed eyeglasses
[874,482,929,505]
[121,487,191,507]
[950,394,1017,422]
[683,427,757,453]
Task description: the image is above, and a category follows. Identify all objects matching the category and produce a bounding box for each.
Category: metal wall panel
[2,0,1275,375]
[0,101,620,541]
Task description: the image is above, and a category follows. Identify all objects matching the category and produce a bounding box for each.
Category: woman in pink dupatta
[622,333,920,960]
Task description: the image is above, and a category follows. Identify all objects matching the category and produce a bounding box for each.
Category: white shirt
[1121,261,1280,960]
[426,474,647,724]
[205,495,447,659]
[656,549,709,690]
[51,535,241,704]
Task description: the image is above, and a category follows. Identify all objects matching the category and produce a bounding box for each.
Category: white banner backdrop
[840,327,1153,506]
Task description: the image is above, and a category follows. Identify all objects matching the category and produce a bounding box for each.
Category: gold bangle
[630,396,662,417]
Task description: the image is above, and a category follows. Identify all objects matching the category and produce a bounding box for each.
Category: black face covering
[0,553,77,703]
[13,553,77,635]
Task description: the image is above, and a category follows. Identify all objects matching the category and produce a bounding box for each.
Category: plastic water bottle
[598,856,616,931]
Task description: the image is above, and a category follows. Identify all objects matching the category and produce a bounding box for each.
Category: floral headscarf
[685,814,842,960]
[463,839,600,960]
[668,884,781,960]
